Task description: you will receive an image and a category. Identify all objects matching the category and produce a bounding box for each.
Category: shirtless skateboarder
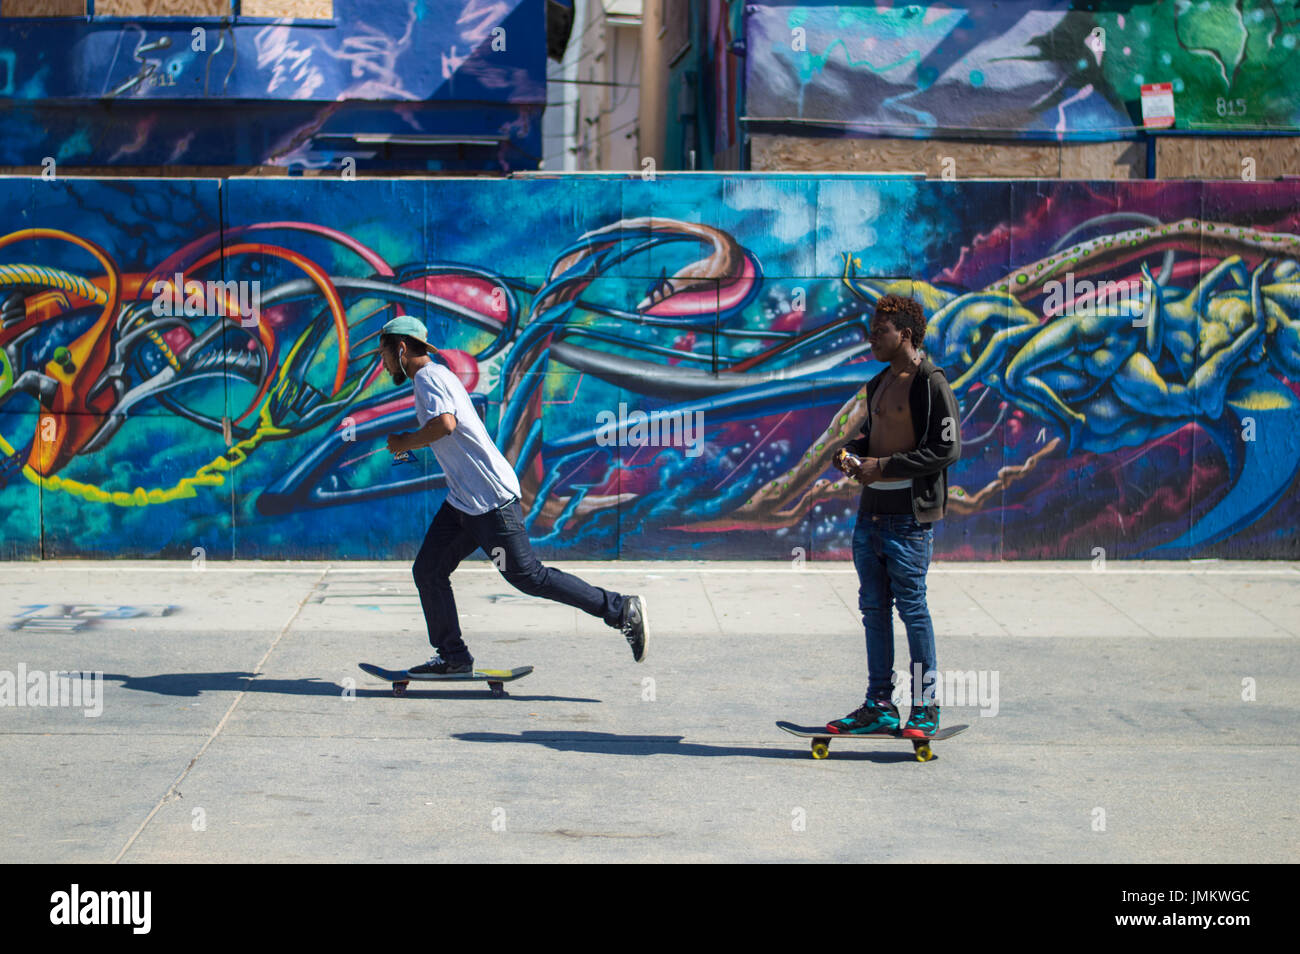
[827,294,961,739]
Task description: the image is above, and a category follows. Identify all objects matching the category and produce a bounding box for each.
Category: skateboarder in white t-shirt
[378,316,648,673]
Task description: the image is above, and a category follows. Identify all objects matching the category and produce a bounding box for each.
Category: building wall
[644,2,1300,173]
[573,2,641,171]
[1,174,1298,561]
[542,0,588,171]
[641,0,738,170]
[743,2,1300,138]
[637,0,668,169]
[602,19,642,170]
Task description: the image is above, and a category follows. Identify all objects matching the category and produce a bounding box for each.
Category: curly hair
[874,295,926,349]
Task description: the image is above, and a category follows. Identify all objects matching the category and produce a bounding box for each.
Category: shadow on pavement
[454,730,922,762]
[101,673,599,704]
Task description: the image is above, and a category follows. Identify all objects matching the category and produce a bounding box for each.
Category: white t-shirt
[411,362,521,515]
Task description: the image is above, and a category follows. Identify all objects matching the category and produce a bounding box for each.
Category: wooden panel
[95,0,230,14]
[752,135,927,174]
[1157,137,1300,179]
[751,135,1145,179]
[243,0,332,17]
[2,0,85,14]
[1058,141,1146,179]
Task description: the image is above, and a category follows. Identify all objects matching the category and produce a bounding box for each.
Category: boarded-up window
[95,1,231,14]
[242,0,332,17]
[2,0,86,15]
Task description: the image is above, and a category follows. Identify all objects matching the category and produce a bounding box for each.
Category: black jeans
[412,498,625,661]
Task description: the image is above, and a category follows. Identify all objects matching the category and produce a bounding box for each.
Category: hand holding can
[834,448,862,475]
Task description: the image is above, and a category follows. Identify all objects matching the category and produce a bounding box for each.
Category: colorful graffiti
[1,176,1298,560]
[13,604,175,633]
[743,1,1300,136]
[0,0,551,171]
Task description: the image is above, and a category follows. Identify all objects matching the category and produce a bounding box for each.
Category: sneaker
[902,704,940,739]
[408,655,473,675]
[826,697,900,735]
[618,595,648,662]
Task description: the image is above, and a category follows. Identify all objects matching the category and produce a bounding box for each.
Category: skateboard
[776,720,968,762]
[359,663,533,698]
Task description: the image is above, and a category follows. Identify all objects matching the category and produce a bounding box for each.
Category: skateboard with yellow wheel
[776,721,968,762]
[359,663,533,698]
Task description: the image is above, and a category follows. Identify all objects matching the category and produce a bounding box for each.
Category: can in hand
[392,450,416,466]
[834,448,862,473]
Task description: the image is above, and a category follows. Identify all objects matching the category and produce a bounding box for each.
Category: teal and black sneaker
[826,697,900,735]
[902,704,940,739]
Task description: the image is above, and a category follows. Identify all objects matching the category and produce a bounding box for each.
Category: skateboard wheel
[393,681,408,697]
[811,741,830,760]
[488,681,505,697]
[913,742,933,762]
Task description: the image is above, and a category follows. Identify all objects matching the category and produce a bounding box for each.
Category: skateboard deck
[776,720,968,762]
[359,663,533,698]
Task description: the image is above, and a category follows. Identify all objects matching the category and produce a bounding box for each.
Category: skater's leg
[825,514,902,734]
[465,500,624,624]
[880,515,937,706]
[852,514,897,701]
[412,500,481,662]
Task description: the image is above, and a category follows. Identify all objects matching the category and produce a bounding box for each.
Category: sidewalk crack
[110,566,326,863]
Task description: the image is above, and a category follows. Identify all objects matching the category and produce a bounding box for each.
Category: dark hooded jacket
[842,356,961,524]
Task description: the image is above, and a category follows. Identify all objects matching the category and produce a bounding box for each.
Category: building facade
[641,1,1300,177]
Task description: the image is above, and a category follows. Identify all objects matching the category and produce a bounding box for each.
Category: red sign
[1141,82,1175,129]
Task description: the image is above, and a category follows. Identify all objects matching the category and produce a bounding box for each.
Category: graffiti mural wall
[744,1,1300,136]
[1,174,1298,561]
[0,0,549,171]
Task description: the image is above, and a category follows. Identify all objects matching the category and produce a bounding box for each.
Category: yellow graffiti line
[144,328,181,370]
[9,406,290,507]
[0,264,108,305]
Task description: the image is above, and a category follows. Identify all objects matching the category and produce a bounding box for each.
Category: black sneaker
[826,697,901,735]
[408,655,473,675]
[618,595,648,662]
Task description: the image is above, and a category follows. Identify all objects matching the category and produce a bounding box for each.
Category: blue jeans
[413,498,625,662]
[851,512,937,705]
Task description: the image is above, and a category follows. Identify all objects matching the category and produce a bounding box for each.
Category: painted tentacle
[686,387,870,530]
[985,219,1300,300]
[537,217,750,316]
[946,439,1061,515]
[626,218,747,313]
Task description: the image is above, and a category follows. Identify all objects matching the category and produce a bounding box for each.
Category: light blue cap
[380,315,434,349]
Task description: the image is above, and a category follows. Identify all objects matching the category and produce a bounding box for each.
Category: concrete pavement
[1,559,1297,863]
